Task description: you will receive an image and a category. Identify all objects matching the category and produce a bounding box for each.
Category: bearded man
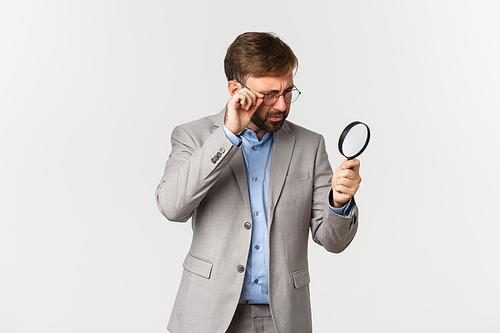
[156,31,362,333]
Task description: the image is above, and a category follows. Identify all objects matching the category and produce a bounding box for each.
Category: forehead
[246,74,294,91]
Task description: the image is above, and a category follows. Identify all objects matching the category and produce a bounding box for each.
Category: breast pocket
[182,254,213,279]
[285,172,310,184]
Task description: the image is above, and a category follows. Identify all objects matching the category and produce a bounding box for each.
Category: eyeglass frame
[237,81,301,106]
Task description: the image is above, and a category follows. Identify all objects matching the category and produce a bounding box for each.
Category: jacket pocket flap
[182,254,213,279]
[292,268,310,289]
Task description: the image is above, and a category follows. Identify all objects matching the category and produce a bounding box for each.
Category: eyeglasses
[238,81,301,106]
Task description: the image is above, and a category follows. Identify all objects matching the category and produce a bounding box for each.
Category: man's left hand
[331,159,362,208]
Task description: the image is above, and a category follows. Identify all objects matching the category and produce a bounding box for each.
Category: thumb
[343,158,360,173]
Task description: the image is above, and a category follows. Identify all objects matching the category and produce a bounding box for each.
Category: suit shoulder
[169,110,224,149]
[285,120,324,142]
[175,111,221,132]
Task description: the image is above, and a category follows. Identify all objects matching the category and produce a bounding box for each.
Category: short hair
[224,32,298,83]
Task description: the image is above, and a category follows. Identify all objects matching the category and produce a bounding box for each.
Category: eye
[264,91,277,100]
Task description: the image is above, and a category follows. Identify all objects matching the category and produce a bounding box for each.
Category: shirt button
[255,245,260,250]
[254,211,259,216]
[254,279,259,284]
[252,177,257,181]
[247,132,252,136]
[252,146,257,151]
[237,265,245,273]
[244,222,252,230]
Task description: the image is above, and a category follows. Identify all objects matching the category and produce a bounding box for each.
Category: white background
[1,0,499,332]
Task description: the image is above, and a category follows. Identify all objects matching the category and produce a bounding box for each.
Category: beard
[250,109,289,134]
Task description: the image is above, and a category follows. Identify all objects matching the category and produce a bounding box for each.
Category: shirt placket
[244,132,269,303]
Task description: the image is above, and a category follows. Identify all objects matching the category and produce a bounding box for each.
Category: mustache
[266,111,285,118]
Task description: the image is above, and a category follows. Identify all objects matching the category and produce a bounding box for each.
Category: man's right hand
[224,82,264,135]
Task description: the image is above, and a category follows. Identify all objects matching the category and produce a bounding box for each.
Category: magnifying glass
[338,121,370,159]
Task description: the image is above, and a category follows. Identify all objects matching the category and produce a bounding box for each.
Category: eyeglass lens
[263,90,300,106]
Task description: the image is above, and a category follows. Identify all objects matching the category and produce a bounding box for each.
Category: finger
[245,91,262,109]
[335,175,360,187]
[239,84,264,100]
[332,163,344,178]
[342,159,360,173]
[333,183,357,198]
[332,190,352,206]
[237,91,253,110]
[254,91,265,99]
[238,87,263,106]
[240,97,248,110]
[228,91,248,109]
[336,171,359,185]
[248,91,265,107]
[334,172,361,193]
[337,170,362,182]
[250,95,264,110]
[239,92,264,114]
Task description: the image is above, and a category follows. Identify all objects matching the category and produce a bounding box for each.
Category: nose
[273,94,287,111]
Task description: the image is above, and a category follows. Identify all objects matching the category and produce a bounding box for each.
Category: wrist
[332,200,345,208]
[223,115,242,135]
[329,190,347,208]
[225,125,241,136]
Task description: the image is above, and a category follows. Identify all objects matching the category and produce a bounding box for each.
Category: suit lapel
[215,108,295,222]
[268,122,295,230]
[229,152,251,211]
[214,108,252,211]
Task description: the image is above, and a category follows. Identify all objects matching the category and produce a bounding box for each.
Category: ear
[228,80,240,96]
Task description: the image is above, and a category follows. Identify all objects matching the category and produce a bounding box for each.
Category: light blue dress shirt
[222,124,352,304]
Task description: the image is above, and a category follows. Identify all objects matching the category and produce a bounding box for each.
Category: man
[156,32,362,333]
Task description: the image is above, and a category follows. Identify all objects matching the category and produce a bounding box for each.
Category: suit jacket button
[350,215,358,229]
[244,222,252,230]
[237,265,245,273]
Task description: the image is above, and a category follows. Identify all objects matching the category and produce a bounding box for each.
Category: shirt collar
[240,128,274,145]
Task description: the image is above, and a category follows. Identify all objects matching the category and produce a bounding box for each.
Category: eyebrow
[261,84,295,95]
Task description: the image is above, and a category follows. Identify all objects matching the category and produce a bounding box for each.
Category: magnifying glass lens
[338,121,370,159]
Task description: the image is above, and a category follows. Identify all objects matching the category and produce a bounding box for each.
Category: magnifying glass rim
[338,121,371,160]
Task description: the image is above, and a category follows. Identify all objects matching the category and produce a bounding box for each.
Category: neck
[247,123,267,141]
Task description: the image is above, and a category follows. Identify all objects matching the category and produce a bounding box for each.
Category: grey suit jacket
[156,109,358,333]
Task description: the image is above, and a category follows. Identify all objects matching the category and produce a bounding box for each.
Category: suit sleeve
[155,125,239,222]
[310,135,358,253]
